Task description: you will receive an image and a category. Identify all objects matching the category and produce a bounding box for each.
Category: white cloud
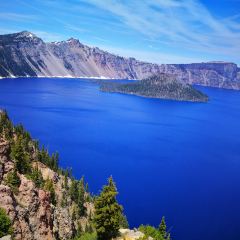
[0,28,21,34]
[32,31,66,42]
[97,44,204,64]
[0,12,37,21]
[81,0,240,59]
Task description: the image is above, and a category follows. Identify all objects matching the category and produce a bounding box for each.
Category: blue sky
[0,0,240,64]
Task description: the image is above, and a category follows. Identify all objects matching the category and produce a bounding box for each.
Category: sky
[0,0,240,64]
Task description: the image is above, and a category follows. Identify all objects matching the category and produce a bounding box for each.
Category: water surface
[0,77,240,240]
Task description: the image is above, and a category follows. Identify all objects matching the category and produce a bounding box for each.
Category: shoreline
[0,75,138,80]
[1,75,239,91]
[101,89,209,103]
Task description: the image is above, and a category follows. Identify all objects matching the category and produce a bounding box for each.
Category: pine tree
[119,213,129,229]
[78,176,86,217]
[94,176,123,240]
[10,136,30,174]
[159,216,167,239]
[50,152,59,171]
[0,110,13,140]
[64,172,68,190]
[69,179,78,202]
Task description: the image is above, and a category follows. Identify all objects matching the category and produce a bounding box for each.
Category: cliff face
[0,112,172,240]
[0,31,240,90]
[0,116,93,240]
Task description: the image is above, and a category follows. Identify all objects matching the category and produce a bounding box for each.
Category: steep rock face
[0,31,70,77]
[0,31,240,90]
[0,139,53,240]
[0,138,92,240]
[169,62,240,89]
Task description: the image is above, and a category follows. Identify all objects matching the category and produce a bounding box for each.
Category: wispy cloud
[32,31,65,42]
[97,44,204,64]
[2,0,239,63]
[0,12,37,22]
[64,24,90,34]
[81,0,240,59]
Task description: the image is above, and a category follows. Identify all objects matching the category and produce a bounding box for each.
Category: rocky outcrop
[117,229,148,240]
[0,236,12,240]
[0,137,92,240]
[0,31,240,90]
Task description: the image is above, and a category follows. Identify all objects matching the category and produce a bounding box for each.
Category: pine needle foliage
[94,176,123,240]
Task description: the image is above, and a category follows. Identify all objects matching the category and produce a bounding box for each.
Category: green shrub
[44,178,56,205]
[73,232,97,240]
[139,225,163,240]
[6,168,21,194]
[38,146,59,171]
[27,167,44,188]
[139,217,171,240]
[0,207,13,237]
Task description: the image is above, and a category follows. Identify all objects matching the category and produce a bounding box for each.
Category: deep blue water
[0,77,240,240]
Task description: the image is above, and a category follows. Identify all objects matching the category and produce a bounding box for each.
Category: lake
[0,77,240,240]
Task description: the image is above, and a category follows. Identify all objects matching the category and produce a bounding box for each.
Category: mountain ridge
[0,31,240,90]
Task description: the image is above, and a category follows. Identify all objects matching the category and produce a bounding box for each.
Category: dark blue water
[0,77,240,240]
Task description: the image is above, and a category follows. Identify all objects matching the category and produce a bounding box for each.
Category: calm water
[0,77,240,240]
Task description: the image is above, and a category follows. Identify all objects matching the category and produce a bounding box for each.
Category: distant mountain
[0,31,240,90]
[101,74,209,102]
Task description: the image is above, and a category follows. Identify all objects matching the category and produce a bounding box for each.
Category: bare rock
[0,185,16,220]
[53,207,75,240]
[0,135,91,240]
[0,31,240,90]
[118,229,145,240]
[0,235,12,240]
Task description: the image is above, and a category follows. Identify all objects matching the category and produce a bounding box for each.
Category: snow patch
[0,75,136,80]
[28,33,34,38]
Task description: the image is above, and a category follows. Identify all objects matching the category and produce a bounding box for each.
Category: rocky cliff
[0,31,240,90]
[0,111,172,240]
[0,111,93,240]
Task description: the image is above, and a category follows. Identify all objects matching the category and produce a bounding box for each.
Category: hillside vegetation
[100,74,209,102]
[0,110,171,240]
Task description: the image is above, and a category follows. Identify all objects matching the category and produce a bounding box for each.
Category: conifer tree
[119,213,129,229]
[94,176,123,240]
[69,179,78,201]
[159,216,169,239]
[159,217,166,236]
[78,176,86,217]
[10,136,30,174]
[0,110,13,140]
